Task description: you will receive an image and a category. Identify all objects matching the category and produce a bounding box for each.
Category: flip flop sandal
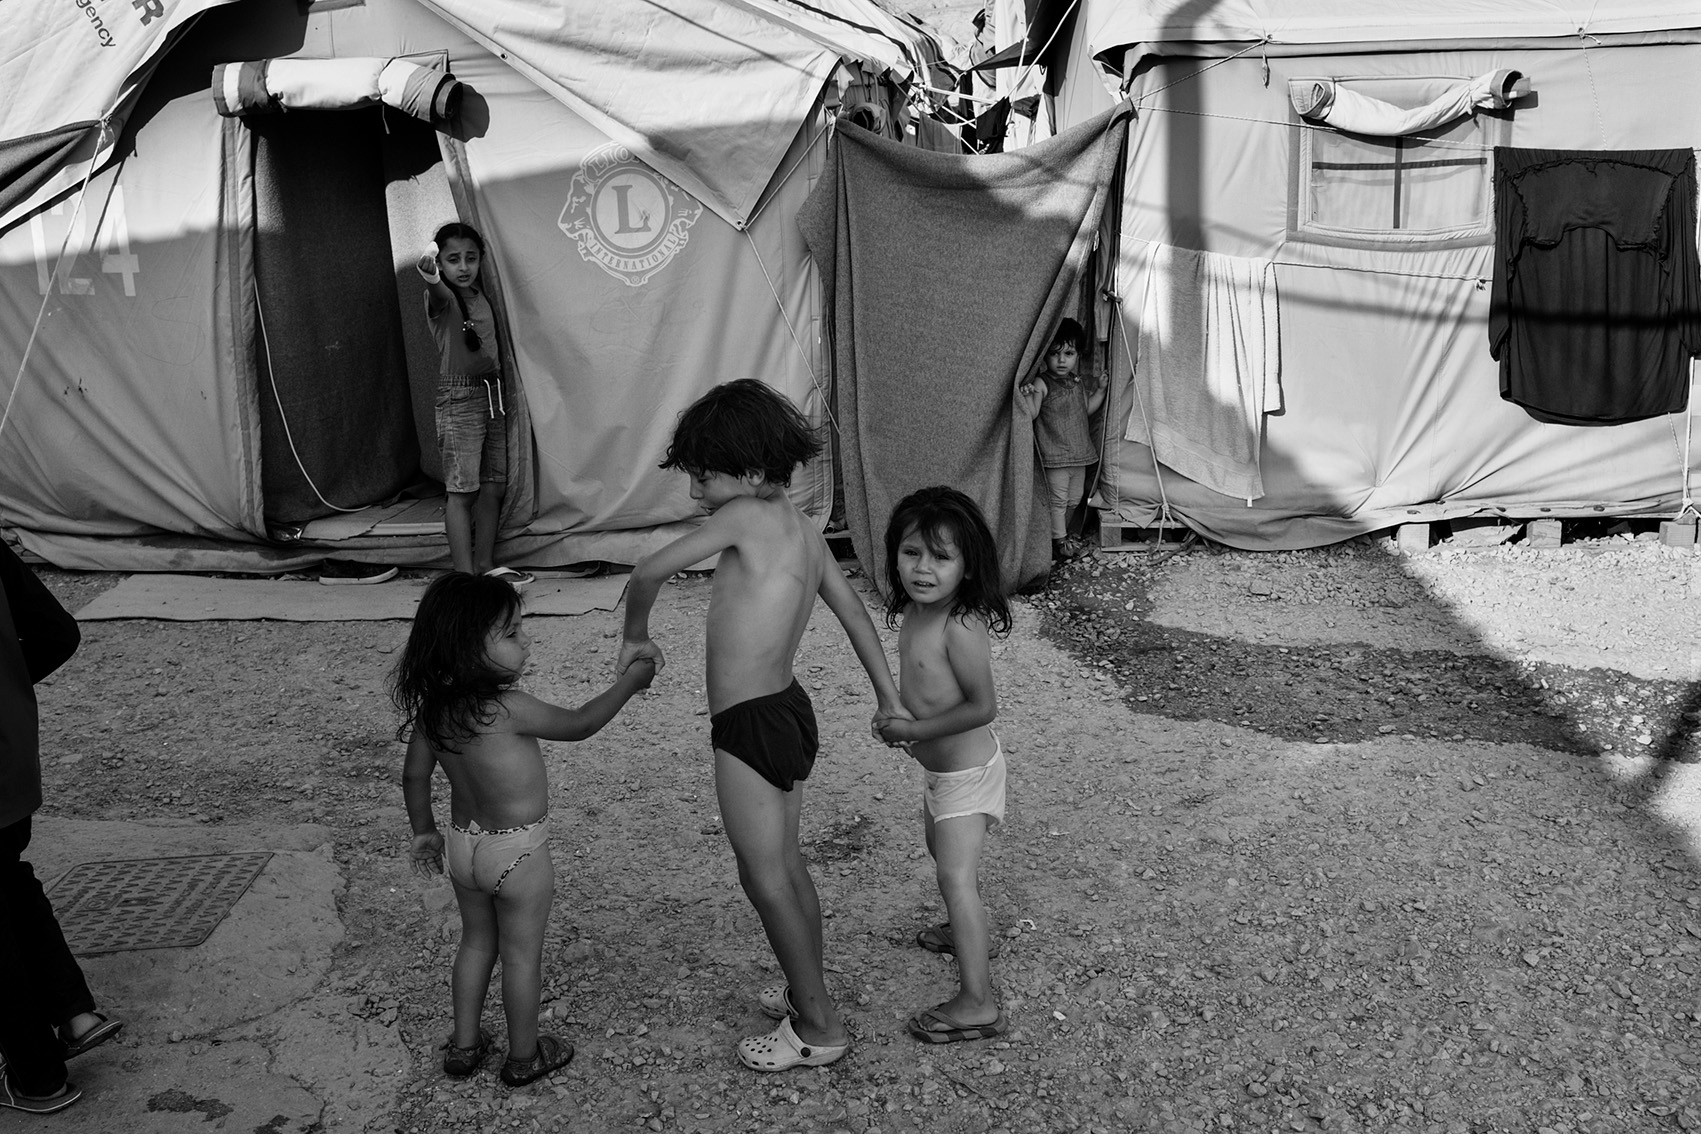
[914,922,1002,959]
[63,1013,122,1059]
[758,984,799,1021]
[441,1028,493,1077]
[500,1034,574,1087]
[0,1072,82,1114]
[906,1006,1006,1044]
[736,1017,849,1072]
[484,566,535,586]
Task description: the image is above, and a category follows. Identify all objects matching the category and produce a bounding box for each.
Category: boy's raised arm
[618,505,746,674]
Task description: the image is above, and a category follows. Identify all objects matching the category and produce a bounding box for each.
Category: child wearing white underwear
[874,486,1012,1044]
[393,572,653,1086]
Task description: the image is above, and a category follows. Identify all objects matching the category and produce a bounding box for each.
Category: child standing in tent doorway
[395,572,654,1087]
[417,222,533,585]
[1015,317,1104,564]
[875,486,1011,1044]
[616,379,907,1071]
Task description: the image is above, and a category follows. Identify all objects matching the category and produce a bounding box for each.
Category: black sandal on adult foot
[62,1013,123,1059]
[0,1073,82,1114]
[500,1034,574,1087]
[441,1028,493,1077]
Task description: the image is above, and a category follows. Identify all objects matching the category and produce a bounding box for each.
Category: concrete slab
[3,819,408,1133]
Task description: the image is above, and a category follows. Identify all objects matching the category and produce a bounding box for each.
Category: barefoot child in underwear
[617,379,906,1071]
[394,572,654,1087]
[875,486,1011,1043]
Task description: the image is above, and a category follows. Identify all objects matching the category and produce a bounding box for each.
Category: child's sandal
[441,1028,493,1077]
[500,1034,574,1087]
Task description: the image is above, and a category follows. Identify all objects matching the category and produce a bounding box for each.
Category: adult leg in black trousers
[0,816,91,1098]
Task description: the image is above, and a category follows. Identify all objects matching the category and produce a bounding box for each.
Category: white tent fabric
[1047,0,1701,548]
[0,0,238,233]
[416,0,849,228]
[0,0,934,570]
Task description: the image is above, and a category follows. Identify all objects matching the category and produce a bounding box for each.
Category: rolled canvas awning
[211,58,462,124]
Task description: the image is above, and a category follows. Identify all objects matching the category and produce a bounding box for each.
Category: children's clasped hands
[873,706,915,749]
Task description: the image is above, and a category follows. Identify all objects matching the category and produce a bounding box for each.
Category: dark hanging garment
[1489,147,1701,425]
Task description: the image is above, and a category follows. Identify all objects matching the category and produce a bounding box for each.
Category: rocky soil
[30,528,1701,1134]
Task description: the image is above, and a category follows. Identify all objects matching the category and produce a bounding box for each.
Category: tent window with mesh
[1293,76,1506,247]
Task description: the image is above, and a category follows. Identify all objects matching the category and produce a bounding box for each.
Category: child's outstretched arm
[504,659,656,741]
[416,245,455,309]
[1014,375,1047,419]
[817,554,907,727]
[401,732,445,877]
[618,504,749,674]
[877,614,997,746]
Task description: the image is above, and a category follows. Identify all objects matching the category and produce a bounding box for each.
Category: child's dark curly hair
[1050,316,1085,352]
[389,572,522,752]
[882,486,1011,635]
[659,379,823,488]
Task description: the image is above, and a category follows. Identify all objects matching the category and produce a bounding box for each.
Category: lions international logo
[559,144,703,287]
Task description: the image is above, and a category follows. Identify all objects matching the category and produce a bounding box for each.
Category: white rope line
[0,134,113,451]
[1129,39,1270,102]
[1124,233,1488,285]
[913,80,1005,109]
[254,283,366,514]
[740,228,839,436]
[1009,0,1082,97]
[1137,103,1500,154]
[743,117,832,231]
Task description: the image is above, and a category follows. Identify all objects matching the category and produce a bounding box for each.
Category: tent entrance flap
[250,105,429,527]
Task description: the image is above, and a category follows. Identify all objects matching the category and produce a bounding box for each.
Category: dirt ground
[25,528,1701,1134]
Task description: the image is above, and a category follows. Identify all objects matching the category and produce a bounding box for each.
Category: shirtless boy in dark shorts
[617,380,905,1071]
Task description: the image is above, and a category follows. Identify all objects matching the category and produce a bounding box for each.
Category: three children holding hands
[400,378,1014,1079]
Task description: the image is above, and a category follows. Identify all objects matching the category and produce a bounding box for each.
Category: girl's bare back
[432,697,551,829]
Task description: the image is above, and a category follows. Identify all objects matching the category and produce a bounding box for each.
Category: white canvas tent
[1036,0,1701,548]
[0,0,938,570]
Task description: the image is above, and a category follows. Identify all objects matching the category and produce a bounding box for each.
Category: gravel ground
[29,530,1701,1133]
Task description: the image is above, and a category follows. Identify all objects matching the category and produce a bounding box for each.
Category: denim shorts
[435,376,507,494]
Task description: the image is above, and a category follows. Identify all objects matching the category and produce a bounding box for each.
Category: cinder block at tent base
[1099,521,1189,552]
[1525,518,1564,549]
[1393,523,1432,553]
[1660,519,1699,548]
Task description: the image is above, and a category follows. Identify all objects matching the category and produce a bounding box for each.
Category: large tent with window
[0,0,939,570]
[1033,0,1701,548]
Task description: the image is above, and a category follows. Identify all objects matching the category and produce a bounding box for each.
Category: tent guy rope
[254,284,368,515]
[0,123,117,455]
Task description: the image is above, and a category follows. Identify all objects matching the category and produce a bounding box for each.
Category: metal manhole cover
[45,852,274,956]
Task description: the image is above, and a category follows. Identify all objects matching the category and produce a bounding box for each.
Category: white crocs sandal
[736,1017,848,1072]
[758,984,798,1021]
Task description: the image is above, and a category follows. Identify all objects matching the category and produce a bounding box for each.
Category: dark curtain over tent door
[250,106,421,526]
[799,106,1130,593]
